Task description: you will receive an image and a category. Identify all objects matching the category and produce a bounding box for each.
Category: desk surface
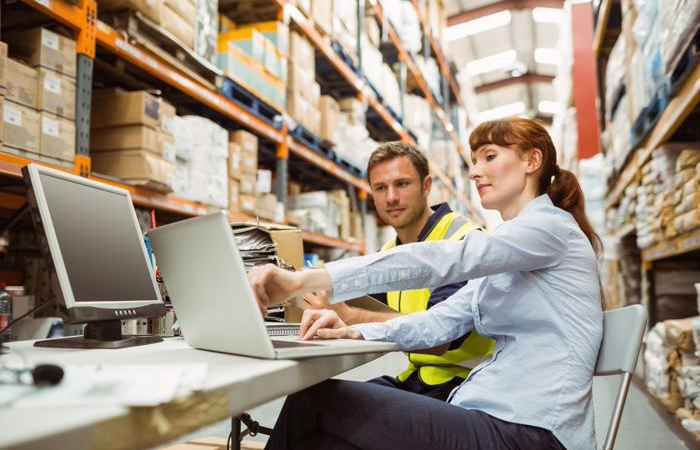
[0,338,385,450]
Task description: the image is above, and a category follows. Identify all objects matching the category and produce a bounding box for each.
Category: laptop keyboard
[272,340,320,348]
[266,324,301,337]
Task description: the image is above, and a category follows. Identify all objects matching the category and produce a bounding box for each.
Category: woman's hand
[248,264,303,316]
[300,309,364,341]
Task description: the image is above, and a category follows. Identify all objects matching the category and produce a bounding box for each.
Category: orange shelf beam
[301,230,363,253]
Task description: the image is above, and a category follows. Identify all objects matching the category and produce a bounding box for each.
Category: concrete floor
[158,352,691,450]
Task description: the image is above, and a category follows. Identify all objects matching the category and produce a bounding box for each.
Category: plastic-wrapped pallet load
[332,1,358,65]
[658,0,700,76]
[171,116,228,208]
[404,95,432,151]
[194,0,217,64]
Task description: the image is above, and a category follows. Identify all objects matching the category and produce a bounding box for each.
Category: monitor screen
[38,172,159,302]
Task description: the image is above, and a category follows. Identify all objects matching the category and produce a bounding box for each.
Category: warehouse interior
[0,0,699,449]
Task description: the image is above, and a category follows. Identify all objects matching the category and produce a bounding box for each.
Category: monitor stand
[34,320,163,349]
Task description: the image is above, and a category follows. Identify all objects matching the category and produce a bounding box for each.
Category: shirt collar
[396,203,452,245]
[517,194,553,218]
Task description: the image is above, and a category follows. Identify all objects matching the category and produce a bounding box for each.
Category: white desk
[0,338,386,450]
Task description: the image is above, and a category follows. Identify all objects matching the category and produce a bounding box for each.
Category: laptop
[147,211,396,359]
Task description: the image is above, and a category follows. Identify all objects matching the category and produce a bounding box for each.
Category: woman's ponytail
[547,168,603,257]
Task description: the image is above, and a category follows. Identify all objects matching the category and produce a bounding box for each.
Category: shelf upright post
[357,0,364,77]
[276,124,289,213]
[74,0,97,178]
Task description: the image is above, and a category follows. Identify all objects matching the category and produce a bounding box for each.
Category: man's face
[369,156,430,230]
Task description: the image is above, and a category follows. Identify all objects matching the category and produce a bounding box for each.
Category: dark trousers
[264,379,567,450]
[368,372,464,402]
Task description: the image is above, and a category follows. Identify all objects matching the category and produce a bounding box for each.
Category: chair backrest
[594,304,648,450]
[595,304,647,376]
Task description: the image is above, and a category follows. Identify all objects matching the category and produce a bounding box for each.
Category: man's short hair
[367,142,430,184]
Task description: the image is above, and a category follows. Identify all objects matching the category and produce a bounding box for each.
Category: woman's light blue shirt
[325,194,603,450]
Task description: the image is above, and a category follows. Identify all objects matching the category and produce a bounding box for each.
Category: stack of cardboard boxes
[287,32,320,136]
[2,28,76,167]
[288,190,351,240]
[160,0,196,48]
[90,89,176,192]
[228,130,258,215]
[217,23,288,111]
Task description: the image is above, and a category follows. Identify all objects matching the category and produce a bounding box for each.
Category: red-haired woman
[249,117,604,450]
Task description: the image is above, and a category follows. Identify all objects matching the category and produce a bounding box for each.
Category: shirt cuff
[352,322,389,342]
[324,257,370,303]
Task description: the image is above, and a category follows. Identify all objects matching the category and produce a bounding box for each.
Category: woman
[249,117,604,450]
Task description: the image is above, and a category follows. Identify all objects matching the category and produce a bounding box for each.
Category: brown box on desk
[91,150,175,192]
[91,89,161,129]
[2,100,39,153]
[38,68,75,119]
[5,28,76,77]
[91,125,162,155]
[40,112,75,162]
[6,59,38,108]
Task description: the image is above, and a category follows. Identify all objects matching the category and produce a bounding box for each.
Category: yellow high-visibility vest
[382,211,495,386]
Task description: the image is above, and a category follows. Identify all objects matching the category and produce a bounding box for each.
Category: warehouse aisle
[165,353,689,450]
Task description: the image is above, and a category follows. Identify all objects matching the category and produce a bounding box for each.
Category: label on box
[41,30,60,51]
[242,179,255,192]
[232,153,240,170]
[144,98,159,121]
[43,74,61,94]
[163,142,176,161]
[243,156,255,169]
[161,116,175,135]
[42,117,59,137]
[4,105,22,126]
[243,199,255,211]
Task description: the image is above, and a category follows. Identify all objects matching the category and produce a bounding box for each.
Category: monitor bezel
[23,164,165,322]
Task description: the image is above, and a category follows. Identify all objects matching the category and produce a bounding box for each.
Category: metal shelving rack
[0,0,482,254]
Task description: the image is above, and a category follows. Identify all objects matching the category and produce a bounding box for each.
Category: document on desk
[2,363,207,408]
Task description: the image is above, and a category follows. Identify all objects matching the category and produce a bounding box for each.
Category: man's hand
[299,309,363,341]
[248,264,303,316]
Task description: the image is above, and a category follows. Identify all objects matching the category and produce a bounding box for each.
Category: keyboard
[272,340,320,348]
[266,324,301,337]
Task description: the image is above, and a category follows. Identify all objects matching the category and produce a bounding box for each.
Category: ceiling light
[445,10,512,42]
[466,50,517,76]
[534,48,560,65]
[538,100,559,115]
[477,102,526,122]
[532,7,565,23]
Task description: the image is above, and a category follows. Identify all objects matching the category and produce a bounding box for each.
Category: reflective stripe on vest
[382,213,495,386]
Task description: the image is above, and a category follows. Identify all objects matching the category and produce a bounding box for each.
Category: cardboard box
[239,194,257,215]
[40,112,75,162]
[239,173,256,195]
[228,178,240,212]
[38,68,75,119]
[97,0,163,24]
[3,100,40,153]
[0,42,7,94]
[161,132,176,162]
[319,95,339,143]
[0,98,3,143]
[92,89,161,129]
[230,130,258,174]
[289,31,314,72]
[161,4,195,48]
[286,91,309,125]
[255,193,277,220]
[228,142,242,180]
[160,100,176,136]
[164,0,195,25]
[256,169,272,194]
[6,59,38,108]
[311,0,333,35]
[91,125,161,155]
[91,150,175,192]
[5,28,76,77]
[287,60,315,100]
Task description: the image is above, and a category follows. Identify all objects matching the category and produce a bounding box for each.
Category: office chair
[595,304,648,450]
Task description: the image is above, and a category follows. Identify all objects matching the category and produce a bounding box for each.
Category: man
[304,142,494,401]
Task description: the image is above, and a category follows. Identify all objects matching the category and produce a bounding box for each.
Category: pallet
[219,76,283,125]
[103,11,220,91]
[289,125,365,177]
[331,40,360,74]
[669,24,700,96]
[630,82,670,148]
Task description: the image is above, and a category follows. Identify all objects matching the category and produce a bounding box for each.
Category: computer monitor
[22,164,165,349]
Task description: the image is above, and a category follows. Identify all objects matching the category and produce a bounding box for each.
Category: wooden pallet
[102,11,220,92]
[218,76,282,125]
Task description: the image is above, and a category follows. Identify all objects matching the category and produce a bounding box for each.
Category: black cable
[0,300,54,337]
